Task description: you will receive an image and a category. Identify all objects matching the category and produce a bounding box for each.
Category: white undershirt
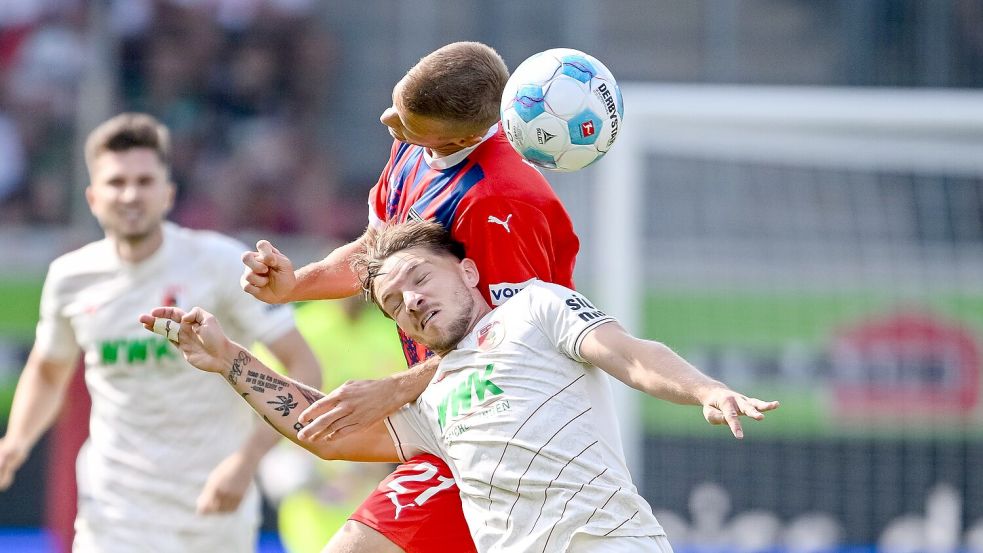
[423,124,499,169]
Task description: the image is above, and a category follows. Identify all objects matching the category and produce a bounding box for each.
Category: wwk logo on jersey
[101,336,177,365]
[437,363,504,430]
[489,278,536,306]
[565,294,607,322]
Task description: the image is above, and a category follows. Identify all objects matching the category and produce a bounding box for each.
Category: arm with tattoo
[139,306,399,462]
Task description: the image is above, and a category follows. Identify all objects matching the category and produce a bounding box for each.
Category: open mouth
[422,310,438,329]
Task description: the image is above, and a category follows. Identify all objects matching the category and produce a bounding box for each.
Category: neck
[111,226,164,263]
[464,302,493,335]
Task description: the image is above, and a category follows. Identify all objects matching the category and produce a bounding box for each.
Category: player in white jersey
[0,113,322,552]
[141,219,778,552]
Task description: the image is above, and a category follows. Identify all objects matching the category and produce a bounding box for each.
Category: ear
[164,180,176,213]
[460,258,480,288]
[455,134,483,148]
[84,185,95,210]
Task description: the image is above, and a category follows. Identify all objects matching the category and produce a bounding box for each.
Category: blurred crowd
[0,0,364,240]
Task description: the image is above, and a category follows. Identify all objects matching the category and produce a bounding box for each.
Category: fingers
[196,491,238,514]
[139,307,186,332]
[196,493,218,515]
[752,398,781,413]
[0,461,14,490]
[704,393,781,439]
[241,249,272,275]
[241,270,270,289]
[256,240,279,268]
[297,405,351,442]
[182,307,205,325]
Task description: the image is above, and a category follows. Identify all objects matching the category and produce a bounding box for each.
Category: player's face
[373,248,482,354]
[380,79,473,156]
[86,148,174,243]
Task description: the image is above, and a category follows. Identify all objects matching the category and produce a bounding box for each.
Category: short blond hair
[399,42,509,136]
[84,113,170,171]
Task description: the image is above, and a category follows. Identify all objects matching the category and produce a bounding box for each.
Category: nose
[402,290,424,313]
[119,183,140,203]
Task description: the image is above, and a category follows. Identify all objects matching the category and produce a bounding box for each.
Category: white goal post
[587,84,983,487]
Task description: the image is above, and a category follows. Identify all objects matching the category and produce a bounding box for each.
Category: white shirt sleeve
[526,282,617,363]
[33,262,79,363]
[384,402,441,463]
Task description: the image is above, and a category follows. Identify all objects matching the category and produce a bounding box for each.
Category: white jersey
[34,222,295,536]
[385,281,664,552]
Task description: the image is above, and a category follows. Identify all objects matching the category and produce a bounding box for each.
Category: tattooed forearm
[221,344,328,453]
[228,351,250,385]
[268,393,299,416]
[297,384,324,405]
[245,369,289,394]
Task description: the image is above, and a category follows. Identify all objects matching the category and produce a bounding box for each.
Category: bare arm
[241,235,366,304]
[0,347,78,489]
[140,307,399,462]
[296,355,439,442]
[195,328,325,513]
[579,321,779,439]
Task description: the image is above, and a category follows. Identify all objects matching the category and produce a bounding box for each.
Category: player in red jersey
[241,42,578,553]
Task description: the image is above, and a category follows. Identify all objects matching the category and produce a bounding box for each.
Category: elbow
[307,440,340,461]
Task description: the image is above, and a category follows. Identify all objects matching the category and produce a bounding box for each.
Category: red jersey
[368,124,579,365]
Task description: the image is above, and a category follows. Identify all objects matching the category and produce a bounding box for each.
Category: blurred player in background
[146,219,779,553]
[241,41,578,552]
[0,113,322,552]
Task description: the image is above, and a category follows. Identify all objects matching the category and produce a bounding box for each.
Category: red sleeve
[367,141,401,226]
[452,196,574,306]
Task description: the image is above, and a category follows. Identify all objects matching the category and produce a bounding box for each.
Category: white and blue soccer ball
[501,48,624,172]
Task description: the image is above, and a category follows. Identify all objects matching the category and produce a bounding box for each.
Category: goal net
[551,84,983,551]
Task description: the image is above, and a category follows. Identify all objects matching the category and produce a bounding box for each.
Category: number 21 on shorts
[385,461,457,519]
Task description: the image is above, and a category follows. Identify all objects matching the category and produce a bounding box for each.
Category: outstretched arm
[0,347,78,490]
[241,235,366,304]
[139,307,399,462]
[580,322,779,439]
[194,329,323,514]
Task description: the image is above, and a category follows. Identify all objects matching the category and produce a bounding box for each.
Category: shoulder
[517,280,576,304]
[498,280,571,315]
[47,238,111,279]
[165,223,247,258]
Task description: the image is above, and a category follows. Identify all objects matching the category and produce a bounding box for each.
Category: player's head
[353,220,489,354]
[380,41,509,156]
[84,113,174,243]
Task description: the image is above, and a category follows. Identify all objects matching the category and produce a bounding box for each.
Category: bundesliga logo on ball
[501,48,624,172]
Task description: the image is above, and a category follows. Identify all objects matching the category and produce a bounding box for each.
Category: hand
[139,307,233,373]
[0,438,28,491]
[296,378,399,442]
[196,451,256,514]
[241,240,297,304]
[700,389,779,439]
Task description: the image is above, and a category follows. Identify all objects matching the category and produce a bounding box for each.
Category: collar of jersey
[423,124,498,170]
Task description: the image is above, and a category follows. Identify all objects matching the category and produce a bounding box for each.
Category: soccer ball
[501,48,624,172]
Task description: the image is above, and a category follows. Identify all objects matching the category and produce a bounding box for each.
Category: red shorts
[350,454,476,553]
